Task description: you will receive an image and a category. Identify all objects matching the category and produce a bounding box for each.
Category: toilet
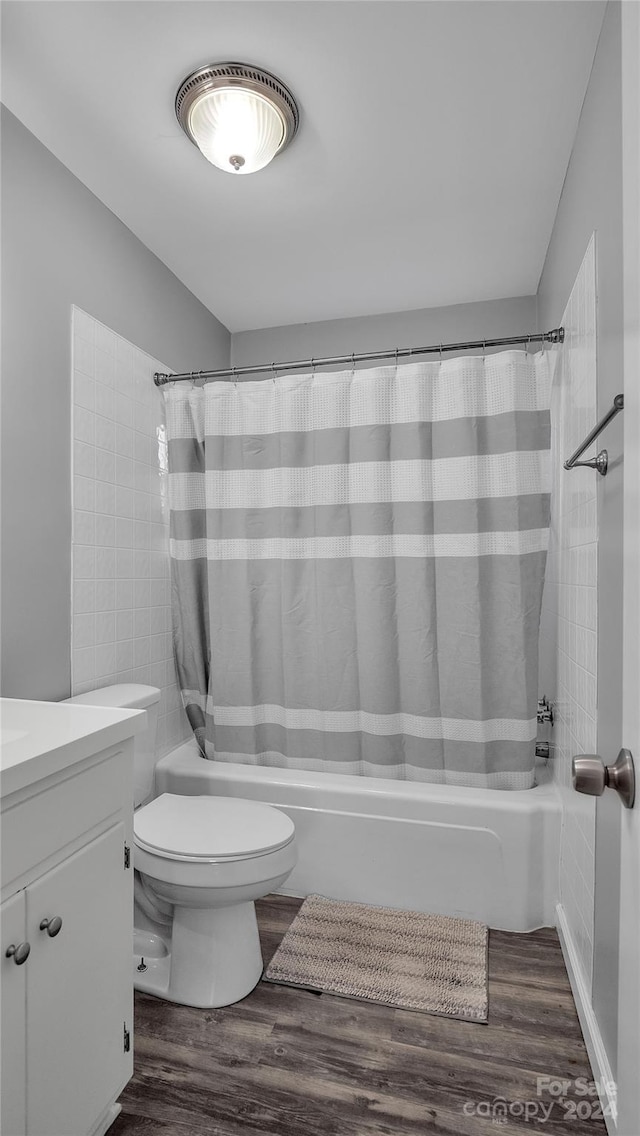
[64,684,297,1008]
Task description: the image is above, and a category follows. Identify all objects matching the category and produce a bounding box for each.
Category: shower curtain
[163,350,550,788]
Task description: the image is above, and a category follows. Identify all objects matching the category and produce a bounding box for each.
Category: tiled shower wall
[539,236,598,991]
[71,306,190,755]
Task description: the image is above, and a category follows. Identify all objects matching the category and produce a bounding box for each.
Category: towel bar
[564,394,624,475]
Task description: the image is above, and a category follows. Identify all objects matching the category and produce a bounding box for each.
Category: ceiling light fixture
[175,62,299,176]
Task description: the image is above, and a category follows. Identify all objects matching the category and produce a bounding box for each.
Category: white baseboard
[556,903,618,1133]
[89,1103,121,1136]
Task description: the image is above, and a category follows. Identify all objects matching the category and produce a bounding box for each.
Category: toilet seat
[134,793,295,863]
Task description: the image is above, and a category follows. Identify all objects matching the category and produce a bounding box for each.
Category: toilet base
[133,899,264,1008]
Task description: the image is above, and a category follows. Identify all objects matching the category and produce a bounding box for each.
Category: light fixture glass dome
[176,63,299,176]
[189,87,285,175]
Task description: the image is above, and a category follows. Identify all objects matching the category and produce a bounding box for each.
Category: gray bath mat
[264,894,488,1022]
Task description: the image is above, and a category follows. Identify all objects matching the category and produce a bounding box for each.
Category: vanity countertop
[0,697,145,799]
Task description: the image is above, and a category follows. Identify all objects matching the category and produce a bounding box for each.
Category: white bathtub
[155,742,561,932]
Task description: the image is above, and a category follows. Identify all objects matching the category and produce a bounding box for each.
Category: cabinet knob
[39,916,63,938]
[5,942,30,965]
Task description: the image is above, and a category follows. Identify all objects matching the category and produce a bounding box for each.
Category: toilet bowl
[64,684,297,1008]
[133,792,296,1007]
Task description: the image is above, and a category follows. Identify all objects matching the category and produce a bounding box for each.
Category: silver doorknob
[572,749,635,809]
[39,916,63,937]
[5,942,30,965]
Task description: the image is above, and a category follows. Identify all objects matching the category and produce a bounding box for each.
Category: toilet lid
[133,793,295,862]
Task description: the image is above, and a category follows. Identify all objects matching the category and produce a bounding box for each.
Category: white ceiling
[2,1,605,332]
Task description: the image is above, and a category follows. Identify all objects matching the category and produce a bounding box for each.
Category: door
[615,5,640,1133]
[1,890,27,1135]
[25,824,132,1136]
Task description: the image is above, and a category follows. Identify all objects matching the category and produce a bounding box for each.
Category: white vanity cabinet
[0,699,145,1136]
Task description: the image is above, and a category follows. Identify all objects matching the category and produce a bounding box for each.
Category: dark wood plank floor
[112,896,607,1136]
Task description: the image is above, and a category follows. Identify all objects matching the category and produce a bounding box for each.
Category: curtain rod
[153,327,565,386]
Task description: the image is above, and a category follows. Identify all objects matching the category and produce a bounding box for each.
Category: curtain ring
[395,347,399,367]
[439,343,443,364]
[311,357,316,374]
[231,366,238,389]
[271,362,277,385]
[482,340,487,362]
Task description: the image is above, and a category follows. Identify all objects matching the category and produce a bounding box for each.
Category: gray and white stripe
[164,351,550,787]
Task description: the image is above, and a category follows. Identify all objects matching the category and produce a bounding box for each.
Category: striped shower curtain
[163,350,550,788]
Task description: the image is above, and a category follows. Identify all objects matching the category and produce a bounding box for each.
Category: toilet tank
[64,684,161,806]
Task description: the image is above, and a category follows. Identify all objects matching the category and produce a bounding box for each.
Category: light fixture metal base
[175,61,299,161]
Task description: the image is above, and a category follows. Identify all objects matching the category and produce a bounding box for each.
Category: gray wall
[1,108,231,701]
[231,296,538,370]
[537,1,623,1074]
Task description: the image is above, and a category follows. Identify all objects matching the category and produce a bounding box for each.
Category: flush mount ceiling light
[175,62,299,175]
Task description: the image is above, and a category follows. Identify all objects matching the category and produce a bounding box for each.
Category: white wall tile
[71,307,190,756]
[116,487,135,518]
[96,482,116,517]
[74,337,94,377]
[73,646,95,684]
[134,550,150,579]
[115,517,134,548]
[74,373,95,413]
[96,415,116,453]
[74,510,95,546]
[73,546,95,580]
[73,614,95,649]
[96,447,116,484]
[115,640,135,672]
[74,476,95,512]
[116,579,135,609]
[540,236,598,995]
[74,307,95,344]
[95,642,117,679]
[74,441,95,480]
[95,382,115,421]
[96,513,116,547]
[74,407,95,446]
[116,609,135,641]
[95,348,116,387]
[134,579,150,609]
[73,580,95,614]
[95,579,116,611]
[95,612,116,643]
[116,456,135,489]
[116,548,134,578]
[134,609,150,638]
[95,323,117,358]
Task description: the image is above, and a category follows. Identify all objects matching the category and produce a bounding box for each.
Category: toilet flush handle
[572,749,635,809]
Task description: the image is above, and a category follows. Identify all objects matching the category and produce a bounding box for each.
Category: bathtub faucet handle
[537,696,554,725]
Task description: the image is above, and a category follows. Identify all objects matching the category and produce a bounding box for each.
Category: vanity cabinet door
[1,890,27,1136]
[25,823,133,1136]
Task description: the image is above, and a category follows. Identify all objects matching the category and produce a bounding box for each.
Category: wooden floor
[113,896,607,1136]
